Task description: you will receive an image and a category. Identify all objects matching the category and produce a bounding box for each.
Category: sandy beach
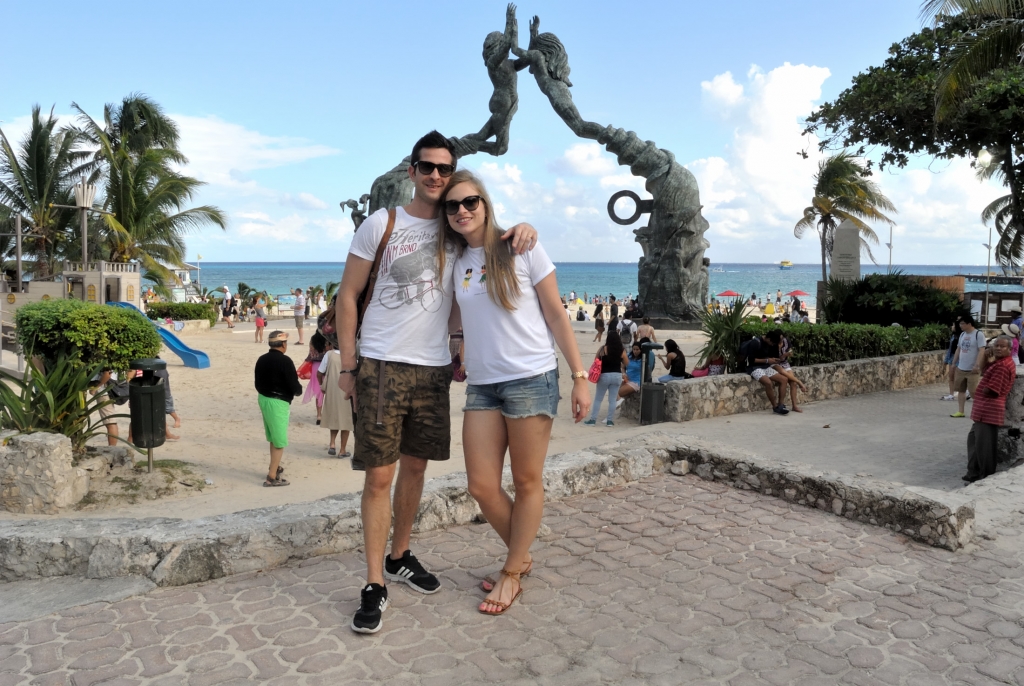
[0,312,716,521]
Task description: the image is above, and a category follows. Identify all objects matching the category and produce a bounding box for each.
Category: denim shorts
[464,369,560,419]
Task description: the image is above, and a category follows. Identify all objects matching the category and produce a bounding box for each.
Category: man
[609,295,619,320]
[337,130,537,634]
[292,288,306,344]
[776,289,782,305]
[951,315,986,418]
[254,331,302,487]
[739,331,789,415]
[617,314,637,346]
[964,335,1016,483]
[636,316,657,343]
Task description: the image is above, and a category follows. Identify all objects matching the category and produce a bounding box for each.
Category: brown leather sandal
[481,558,532,592]
[478,569,522,616]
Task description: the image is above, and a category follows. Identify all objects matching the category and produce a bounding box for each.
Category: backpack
[576,309,585,321]
[619,320,634,347]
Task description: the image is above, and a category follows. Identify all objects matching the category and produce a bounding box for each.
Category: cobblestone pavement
[3,474,1024,685]
[678,383,976,492]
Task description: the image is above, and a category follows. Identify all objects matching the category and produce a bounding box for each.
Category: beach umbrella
[716,290,741,297]
[786,290,810,297]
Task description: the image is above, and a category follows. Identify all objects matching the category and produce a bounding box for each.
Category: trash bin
[640,383,665,425]
[640,342,664,383]
[129,358,166,450]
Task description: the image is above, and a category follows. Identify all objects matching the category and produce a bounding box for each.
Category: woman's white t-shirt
[453,240,557,384]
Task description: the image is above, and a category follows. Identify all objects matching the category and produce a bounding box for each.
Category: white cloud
[172,115,339,190]
[281,192,329,211]
[701,72,745,111]
[552,143,619,176]
[685,62,1005,264]
[233,212,352,244]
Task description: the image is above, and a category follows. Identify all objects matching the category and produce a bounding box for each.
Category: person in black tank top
[586,329,628,425]
[657,339,688,382]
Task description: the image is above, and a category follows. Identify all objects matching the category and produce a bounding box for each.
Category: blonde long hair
[438,171,521,311]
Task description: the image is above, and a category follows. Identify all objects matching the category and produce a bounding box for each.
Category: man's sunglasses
[412,161,456,177]
[444,195,484,215]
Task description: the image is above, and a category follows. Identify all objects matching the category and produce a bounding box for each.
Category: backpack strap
[357,208,396,334]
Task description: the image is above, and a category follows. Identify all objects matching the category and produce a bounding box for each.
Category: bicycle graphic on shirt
[378,278,444,313]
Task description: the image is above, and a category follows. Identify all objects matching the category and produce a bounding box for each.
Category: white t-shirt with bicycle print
[349,207,456,367]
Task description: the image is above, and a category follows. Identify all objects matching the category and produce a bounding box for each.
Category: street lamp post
[886,225,892,271]
[984,225,993,325]
[73,182,97,264]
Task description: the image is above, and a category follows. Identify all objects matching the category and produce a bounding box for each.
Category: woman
[440,171,591,616]
[592,302,605,342]
[254,294,267,344]
[585,328,628,426]
[657,339,687,383]
[769,331,807,412]
[942,320,960,401]
[617,341,644,403]
[317,339,354,456]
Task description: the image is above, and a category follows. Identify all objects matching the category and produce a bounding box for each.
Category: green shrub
[15,300,161,374]
[0,354,125,454]
[822,272,967,326]
[738,322,948,366]
[145,302,217,327]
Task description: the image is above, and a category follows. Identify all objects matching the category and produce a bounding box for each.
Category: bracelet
[339,369,358,375]
[570,371,587,380]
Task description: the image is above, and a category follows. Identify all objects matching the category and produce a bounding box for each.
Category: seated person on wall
[739,330,790,416]
[617,341,645,406]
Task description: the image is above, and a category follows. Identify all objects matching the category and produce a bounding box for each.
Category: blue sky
[2,0,1002,265]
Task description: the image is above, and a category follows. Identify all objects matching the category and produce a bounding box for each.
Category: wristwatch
[570,371,587,380]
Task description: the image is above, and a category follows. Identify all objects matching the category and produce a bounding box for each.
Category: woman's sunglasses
[444,195,484,215]
[412,161,456,177]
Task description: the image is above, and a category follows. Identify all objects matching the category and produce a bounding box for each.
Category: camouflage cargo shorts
[354,358,452,468]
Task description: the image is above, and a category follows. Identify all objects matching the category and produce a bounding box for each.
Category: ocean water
[192,262,1003,306]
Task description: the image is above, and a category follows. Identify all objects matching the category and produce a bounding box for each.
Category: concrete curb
[0,433,975,586]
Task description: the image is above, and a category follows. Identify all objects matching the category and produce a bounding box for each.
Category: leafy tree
[0,107,90,276]
[794,153,896,282]
[326,280,340,303]
[73,99,225,284]
[804,17,1024,267]
[921,0,1024,116]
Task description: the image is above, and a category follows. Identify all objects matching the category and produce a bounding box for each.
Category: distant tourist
[90,369,121,446]
[950,315,986,418]
[963,336,1016,483]
[1012,304,1024,363]
[618,314,637,346]
[1003,323,1021,360]
[254,331,302,487]
[221,287,235,328]
[636,316,657,343]
[767,330,807,412]
[317,338,353,457]
[254,295,267,344]
[302,332,327,425]
[292,288,306,345]
[776,289,782,304]
[942,320,961,401]
[586,327,628,426]
[617,341,644,406]
[592,302,605,342]
[336,131,537,634]
[739,331,790,415]
[153,360,181,440]
[609,295,619,320]
[656,339,688,383]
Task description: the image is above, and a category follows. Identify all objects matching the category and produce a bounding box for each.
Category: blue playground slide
[109,302,211,369]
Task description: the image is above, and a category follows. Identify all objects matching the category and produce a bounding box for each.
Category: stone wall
[0,432,977,585]
[623,350,946,422]
[675,440,974,551]
[158,319,210,336]
[0,434,88,514]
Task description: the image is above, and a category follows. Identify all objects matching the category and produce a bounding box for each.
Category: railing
[62,261,139,274]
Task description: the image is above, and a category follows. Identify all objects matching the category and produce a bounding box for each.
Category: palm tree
[326,281,340,303]
[0,106,91,276]
[74,103,226,282]
[921,0,1024,116]
[794,153,897,282]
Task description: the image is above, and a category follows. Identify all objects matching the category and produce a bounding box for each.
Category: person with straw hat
[1001,322,1021,360]
[254,331,303,487]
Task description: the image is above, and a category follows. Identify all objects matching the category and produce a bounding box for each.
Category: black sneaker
[351,456,365,471]
[773,404,790,415]
[351,583,388,634]
[384,550,440,594]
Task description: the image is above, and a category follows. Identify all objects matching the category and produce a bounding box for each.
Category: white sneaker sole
[384,570,441,594]
[350,597,389,634]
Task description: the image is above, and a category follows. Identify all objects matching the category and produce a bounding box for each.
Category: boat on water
[710,266,724,273]
[779,260,793,270]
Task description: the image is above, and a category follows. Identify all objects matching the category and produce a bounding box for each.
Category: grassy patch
[111,476,142,492]
[134,459,194,473]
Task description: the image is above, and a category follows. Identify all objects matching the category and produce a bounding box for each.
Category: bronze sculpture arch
[342,5,710,324]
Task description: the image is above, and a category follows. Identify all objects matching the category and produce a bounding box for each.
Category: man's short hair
[268,330,288,347]
[411,130,456,165]
[962,315,977,327]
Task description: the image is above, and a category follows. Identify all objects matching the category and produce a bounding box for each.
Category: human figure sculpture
[514,15,710,322]
[341,194,371,230]
[464,3,520,156]
[363,7,524,214]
